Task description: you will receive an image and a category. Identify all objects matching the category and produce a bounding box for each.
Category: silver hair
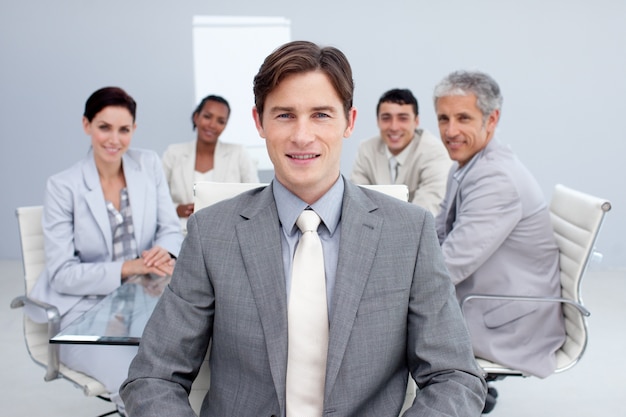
[433,70,503,120]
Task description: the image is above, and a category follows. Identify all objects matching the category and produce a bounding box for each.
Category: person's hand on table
[121,246,175,278]
[176,203,194,218]
[141,246,175,276]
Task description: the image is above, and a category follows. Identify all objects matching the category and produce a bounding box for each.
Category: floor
[2,258,625,416]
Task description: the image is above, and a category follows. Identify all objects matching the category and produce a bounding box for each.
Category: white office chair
[357,183,410,202]
[10,206,116,416]
[193,181,267,211]
[460,184,611,411]
[189,181,414,415]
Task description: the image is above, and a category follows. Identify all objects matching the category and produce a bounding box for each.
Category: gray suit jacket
[27,148,183,322]
[435,139,566,377]
[350,129,452,215]
[122,179,485,416]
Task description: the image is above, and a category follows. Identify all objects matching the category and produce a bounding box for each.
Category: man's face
[253,70,357,204]
[377,102,419,155]
[436,94,499,167]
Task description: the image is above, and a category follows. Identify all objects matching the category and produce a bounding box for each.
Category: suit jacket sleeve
[121,213,213,417]
[409,131,452,214]
[149,153,184,256]
[42,170,124,296]
[161,141,195,206]
[350,140,376,185]
[236,145,260,183]
[441,165,522,285]
[161,144,176,200]
[404,211,486,416]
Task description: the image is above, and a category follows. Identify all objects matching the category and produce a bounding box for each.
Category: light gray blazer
[350,129,452,215]
[435,139,566,377]
[122,179,486,417]
[27,148,183,322]
[162,140,259,206]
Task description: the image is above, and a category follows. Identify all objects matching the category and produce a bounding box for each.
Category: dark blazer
[122,179,485,416]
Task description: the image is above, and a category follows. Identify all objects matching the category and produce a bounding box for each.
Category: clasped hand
[121,246,175,278]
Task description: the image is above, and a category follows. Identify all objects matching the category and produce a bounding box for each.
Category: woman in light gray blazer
[28,87,183,415]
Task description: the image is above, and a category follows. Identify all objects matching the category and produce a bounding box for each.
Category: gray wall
[2,0,624,268]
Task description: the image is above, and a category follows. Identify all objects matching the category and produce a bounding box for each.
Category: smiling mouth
[446,138,465,147]
[288,154,320,160]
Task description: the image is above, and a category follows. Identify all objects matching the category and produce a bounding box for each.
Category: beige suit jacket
[162,140,259,206]
[350,129,452,215]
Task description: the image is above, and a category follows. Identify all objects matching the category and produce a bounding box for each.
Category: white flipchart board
[192,16,291,171]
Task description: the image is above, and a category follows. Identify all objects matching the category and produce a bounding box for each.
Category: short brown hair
[253,40,354,121]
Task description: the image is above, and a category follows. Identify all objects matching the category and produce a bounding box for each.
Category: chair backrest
[549,184,611,371]
[16,206,45,295]
[357,184,409,202]
[194,182,410,211]
[194,182,267,211]
[14,205,110,396]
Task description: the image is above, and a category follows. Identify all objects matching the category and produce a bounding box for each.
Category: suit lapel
[182,142,195,202]
[212,141,230,181]
[235,188,289,409]
[123,153,147,245]
[444,175,460,235]
[325,183,383,396]
[82,154,112,253]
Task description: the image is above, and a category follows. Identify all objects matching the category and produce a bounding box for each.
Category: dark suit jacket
[122,179,485,416]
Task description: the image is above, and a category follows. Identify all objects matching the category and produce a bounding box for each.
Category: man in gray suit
[434,71,566,410]
[121,41,485,417]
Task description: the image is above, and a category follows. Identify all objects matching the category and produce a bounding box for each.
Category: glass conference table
[50,274,170,346]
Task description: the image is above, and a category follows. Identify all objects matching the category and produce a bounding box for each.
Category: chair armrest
[459,294,591,317]
[10,295,61,381]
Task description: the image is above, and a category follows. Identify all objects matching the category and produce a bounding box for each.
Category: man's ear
[252,107,266,139]
[343,107,357,138]
[486,109,500,134]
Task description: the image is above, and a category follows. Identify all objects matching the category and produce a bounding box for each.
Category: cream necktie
[389,156,399,183]
[286,210,328,417]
